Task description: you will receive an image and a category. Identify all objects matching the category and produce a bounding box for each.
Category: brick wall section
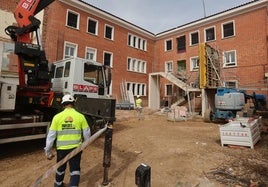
[155,5,268,96]
[1,0,267,103]
[0,0,18,12]
[44,1,154,100]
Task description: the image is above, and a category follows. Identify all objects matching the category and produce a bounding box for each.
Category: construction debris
[166,106,188,121]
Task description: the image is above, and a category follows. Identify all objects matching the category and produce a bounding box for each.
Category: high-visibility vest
[136,98,142,108]
[50,108,89,150]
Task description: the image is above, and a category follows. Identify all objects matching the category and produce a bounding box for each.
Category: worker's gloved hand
[44,148,54,160]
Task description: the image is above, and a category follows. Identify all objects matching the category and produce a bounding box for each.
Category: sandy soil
[0,109,267,187]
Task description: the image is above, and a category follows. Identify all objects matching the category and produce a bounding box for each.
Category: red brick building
[1,0,267,110]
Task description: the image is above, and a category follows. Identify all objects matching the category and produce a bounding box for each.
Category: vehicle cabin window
[55,66,64,78]
[177,35,186,53]
[64,61,70,77]
[67,11,79,29]
[84,63,103,85]
[223,22,234,38]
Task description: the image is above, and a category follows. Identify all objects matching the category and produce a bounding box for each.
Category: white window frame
[104,24,114,40]
[222,20,235,39]
[85,47,97,61]
[189,31,199,46]
[165,39,173,51]
[165,84,173,96]
[63,41,77,59]
[126,82,147,96]
[223,50,237,67]
[190,56,199,71]
[204,26,216,42]
[66,9,80,29]
[127,57,147,73]
[165,61,173,73]
[87,17,98,35]
[103,51,113,67]
[142,61,146,73]
[127,33,147,51]
[224,80,238,88]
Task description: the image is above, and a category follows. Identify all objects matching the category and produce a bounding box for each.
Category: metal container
[219,117,261,149]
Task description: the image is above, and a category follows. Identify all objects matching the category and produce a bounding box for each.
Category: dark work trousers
[54,149,82,187]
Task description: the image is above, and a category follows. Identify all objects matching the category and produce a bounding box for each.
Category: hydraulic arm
[5,0,55,107]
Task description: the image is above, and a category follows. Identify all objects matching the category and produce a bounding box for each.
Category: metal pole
[202,0,207,18]
[102,123,113,186]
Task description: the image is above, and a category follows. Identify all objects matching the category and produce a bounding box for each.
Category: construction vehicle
[0,0,116,144]
[204,87,266,122]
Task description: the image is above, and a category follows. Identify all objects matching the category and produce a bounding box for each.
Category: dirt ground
[0,108,268,187]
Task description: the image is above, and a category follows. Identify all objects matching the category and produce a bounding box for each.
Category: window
[66,10,79,29]
[105,25,114,40]
[85,47,97,61]
[126,82,146,96]
[222,21,235,38]
[83,63,104,85]
[190,57,199,71]
[64,42,77,59]
[165,39,172,51]
[177,60,186,73]
[224,81,237,88]
[64,61,70,77]
[165,61,173,72]
[104,52,113,67]
[165,84,172,96]
[127,57,147,73]
[142,62,146,73]
[190,31,199,45]
[142,40,146,51]
[128,35,131,46]
[223,50,236,67]
[127,34,147,51]
[205,27,216,41]
[87,18,98,35]
[177,35,186,53]
[55,66,64,78]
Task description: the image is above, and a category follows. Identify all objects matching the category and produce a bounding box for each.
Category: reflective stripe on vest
[56,129,82,149]
[57,129,81,135]
[57,139,81,146]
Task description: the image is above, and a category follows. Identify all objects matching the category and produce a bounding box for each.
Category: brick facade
[1,0,268,107]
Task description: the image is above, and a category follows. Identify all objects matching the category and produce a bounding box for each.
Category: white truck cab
[51,57,110,98]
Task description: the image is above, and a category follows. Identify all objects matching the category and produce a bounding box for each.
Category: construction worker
[44,94,91,187]
[135,95,143,119]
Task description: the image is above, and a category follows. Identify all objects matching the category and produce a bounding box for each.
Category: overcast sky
[84,0,254,33]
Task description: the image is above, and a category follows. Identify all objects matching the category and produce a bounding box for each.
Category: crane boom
[5,0,55,107]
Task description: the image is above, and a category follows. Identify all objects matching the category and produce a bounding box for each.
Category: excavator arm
[5,0,55,107]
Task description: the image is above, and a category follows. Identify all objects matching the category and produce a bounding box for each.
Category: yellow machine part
[199,43,206,89]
